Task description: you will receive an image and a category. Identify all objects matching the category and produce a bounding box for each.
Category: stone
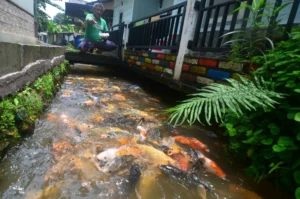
[218,61,243,72]
[152,59,160,65]
[163,68,173,75]
[196,76,214,85]
[184,57,198,65]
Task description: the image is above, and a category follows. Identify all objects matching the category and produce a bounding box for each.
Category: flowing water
[0,64,287,199]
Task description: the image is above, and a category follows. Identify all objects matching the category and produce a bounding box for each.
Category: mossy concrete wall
[0,42,65,98]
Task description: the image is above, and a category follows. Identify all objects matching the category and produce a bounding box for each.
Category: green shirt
[84,14,108,42]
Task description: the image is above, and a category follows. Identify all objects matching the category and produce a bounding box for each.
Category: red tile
[180,73,196,82]
[147,64,155,70]
[199,59,218,67]
[157,54,165,59]
[182,64,190,71]
[245,64,260,73]
[169,61,175,68]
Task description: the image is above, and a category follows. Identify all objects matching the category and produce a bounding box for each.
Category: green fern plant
[167,75,284,126]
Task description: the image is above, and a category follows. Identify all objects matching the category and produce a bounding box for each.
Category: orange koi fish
[116,146,141,156]
[173,136,210,153]
[189,138,210,153]
[197,152,226,179]
[173,136,191,145]
[119,138,129,146]
[168,151,189,171]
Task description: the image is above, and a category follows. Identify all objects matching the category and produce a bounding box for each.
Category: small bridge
[65,23,125,67]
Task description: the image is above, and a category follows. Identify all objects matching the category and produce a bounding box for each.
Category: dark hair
[93,3,104,10]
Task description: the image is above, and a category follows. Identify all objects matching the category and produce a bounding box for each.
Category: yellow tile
[154,66,163,72]
[166,55,176,61]
[145,58,152,64]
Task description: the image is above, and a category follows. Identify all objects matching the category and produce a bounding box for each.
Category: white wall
[113,0,134,25]
[8,0,34,15]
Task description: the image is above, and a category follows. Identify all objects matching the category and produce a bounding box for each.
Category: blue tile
[139,57,145,62]
[207,69,230,80]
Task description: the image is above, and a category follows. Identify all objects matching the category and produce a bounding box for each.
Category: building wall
[0,0,36,44]
[113,0,134,25]
[132,1,158,21]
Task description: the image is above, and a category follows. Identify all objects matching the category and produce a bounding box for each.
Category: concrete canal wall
[0,42,65,98]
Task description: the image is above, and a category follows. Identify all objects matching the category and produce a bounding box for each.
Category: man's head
[93,3,104,19]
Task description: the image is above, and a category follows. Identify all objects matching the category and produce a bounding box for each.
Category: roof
[86,0,113,6]
[65,2,113,20]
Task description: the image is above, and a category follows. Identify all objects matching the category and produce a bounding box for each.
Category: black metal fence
[127,2,187,51]
[188,0,300,52]
[108,22,125,58]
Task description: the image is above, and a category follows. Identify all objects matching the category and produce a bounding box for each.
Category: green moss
[0,60,69,144]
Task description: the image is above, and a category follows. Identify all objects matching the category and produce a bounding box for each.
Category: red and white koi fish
[173,136,210,153]
[137,125,147,141]
[197,152,226,179]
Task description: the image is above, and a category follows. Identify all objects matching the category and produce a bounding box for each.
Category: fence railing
[108,22,125,58]
[188,0,300,52]
[127,2,187,51]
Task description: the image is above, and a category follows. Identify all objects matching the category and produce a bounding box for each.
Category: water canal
[0,64,277,199]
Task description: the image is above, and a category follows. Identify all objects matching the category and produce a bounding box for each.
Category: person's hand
[87,18,97,24]
[100,33,109,39]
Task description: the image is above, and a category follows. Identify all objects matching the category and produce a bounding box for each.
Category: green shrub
[0,61,69,141]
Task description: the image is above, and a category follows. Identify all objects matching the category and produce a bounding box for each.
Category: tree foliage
[37,0,64,32]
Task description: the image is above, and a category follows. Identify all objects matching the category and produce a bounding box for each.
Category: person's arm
[100,20,110,39]
[86,14,97,24]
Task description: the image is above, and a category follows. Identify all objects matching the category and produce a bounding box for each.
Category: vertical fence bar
[190,0,206,49]
[167,17,175,46]
[241,0,252,29]
[226,1,241,42]
[172,6,182,46]
[200,0,214,47]
[217,4,230,47]
[177,4,186,47]
[208,5,220,47]
[284,0,300,38]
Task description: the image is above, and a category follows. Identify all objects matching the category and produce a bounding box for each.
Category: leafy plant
[47,20,62,33]
[37,0,64,32]
[222,30,300,196]
[221,0,290,65]
[0,61,69,142]
[167,75,283,125]
[62,24,75,32]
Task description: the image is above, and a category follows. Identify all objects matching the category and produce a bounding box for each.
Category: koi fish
[97,148,118,163]
[137,125,147,141]
[197,152,226,179]
[173,136,210,153]
[119,138,129,146]
[189,138,210,153]
[173,136,190,145]
[167,151,189,171]
[116,146,141,156]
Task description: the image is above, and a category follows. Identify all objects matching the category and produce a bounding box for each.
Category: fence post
[173,0,198,80]
[122,24,129,61]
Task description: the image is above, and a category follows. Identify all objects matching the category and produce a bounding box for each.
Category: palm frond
[166,75,284,126]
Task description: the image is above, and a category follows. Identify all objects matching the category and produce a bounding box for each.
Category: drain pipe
[173,0,198,80]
